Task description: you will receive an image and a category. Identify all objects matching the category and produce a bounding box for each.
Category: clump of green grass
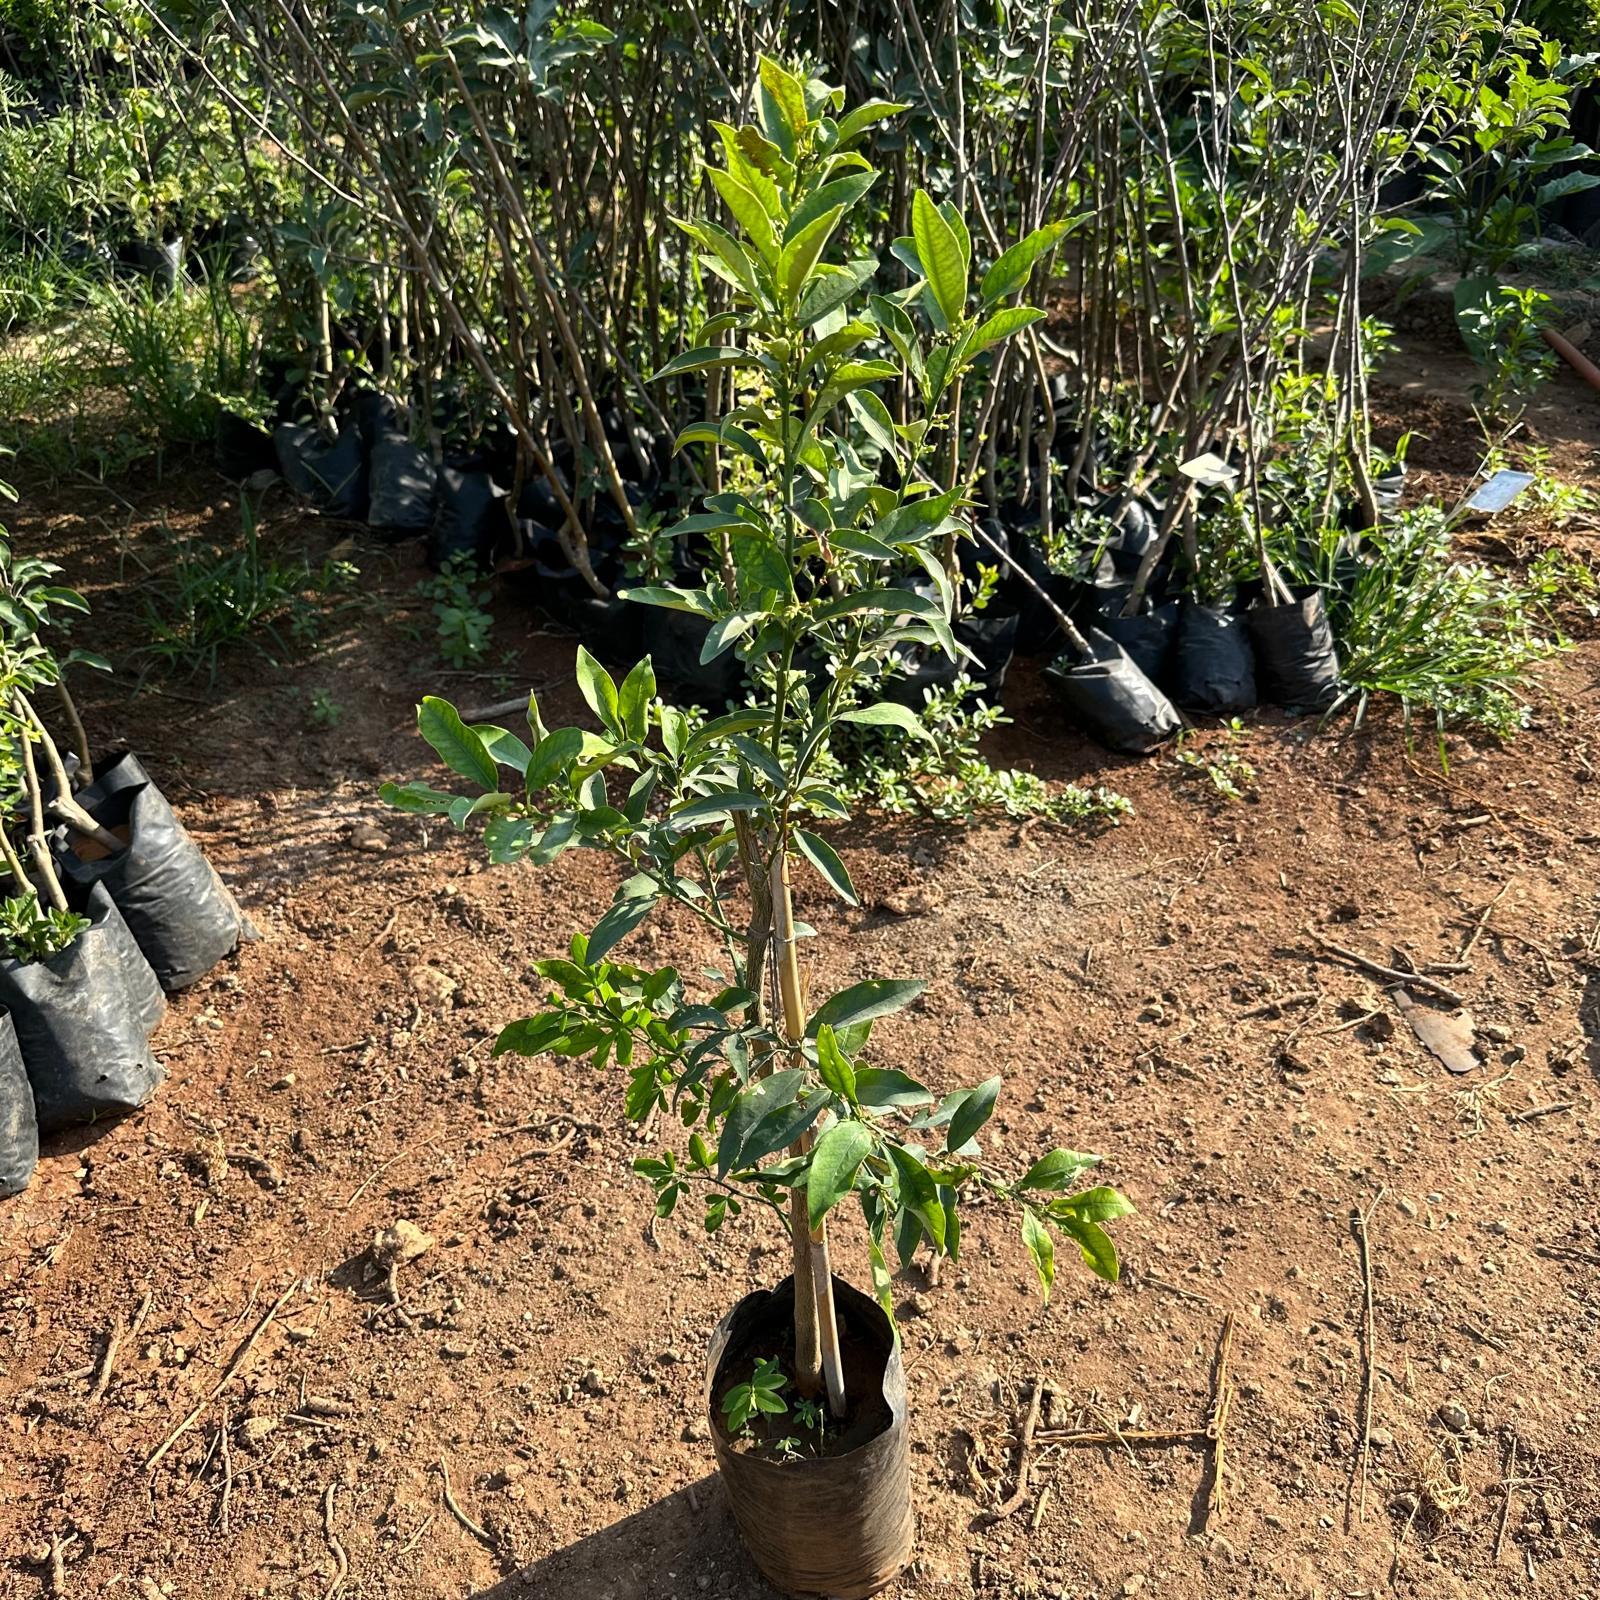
[134,496,357,683]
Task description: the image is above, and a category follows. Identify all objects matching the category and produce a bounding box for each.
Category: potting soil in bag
[1171,599,1257,715]
[367,433,437,536]
[428,466,507,570]
[0,1008,38,1197]
[0,896,163,1133]
[1044,628,1183,754]
[1245,588,1341,712]
[53,764,251,991]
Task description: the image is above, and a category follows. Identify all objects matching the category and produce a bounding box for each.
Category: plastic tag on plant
[1465,470,1534,514]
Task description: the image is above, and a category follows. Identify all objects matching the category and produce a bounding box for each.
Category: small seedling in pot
[722,1356,790,1436]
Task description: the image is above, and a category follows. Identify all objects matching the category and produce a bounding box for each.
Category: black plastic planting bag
[642,607,744,705]
[708,1277,914,1600]
[0,896,163,1133]
[81,883,165,1039]
[367,433,437,536]
[1096,592,1179,683]
[1045,628,1182,753]
[956,607,1020,696]
[564,593,644,665]
[274,424,369,518]
[428,466,506,570]
[1171,599,1257,715]
[1246,588,1341,712]
[0,1009,38,1198]
[53,753,251,991]
[214,409,278,479]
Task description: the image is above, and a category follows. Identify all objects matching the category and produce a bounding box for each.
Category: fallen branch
[323,1484,349,1600]
[1346,1189,1384,1532]
[437,1455,494,1546]
[1506,1102,1573,1125]
[1305,927,1463,1006]
[1201,1311,1236,1527]
[88,1290,153,1405]
[145,1282,296,1470]
[977,1377,1044,1524]
[1493,1435,1518,1563]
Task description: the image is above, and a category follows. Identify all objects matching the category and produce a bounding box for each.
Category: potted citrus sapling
[384,63,1129,1597]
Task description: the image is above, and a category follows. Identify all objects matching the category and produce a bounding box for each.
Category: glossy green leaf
[418,697,497,791]
[945,1076,1001,1154]
[814,1024,857,1102]
[795,828,857,905]
[912,189,967,326]
[1021,1206,1056,1302]
[855,1067,933,1108]
[1017,1148,1102,1192]
[807,1120,873,1230]
[806,978,925,1036]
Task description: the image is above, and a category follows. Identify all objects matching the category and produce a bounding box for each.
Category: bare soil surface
[3,363,1600,1600]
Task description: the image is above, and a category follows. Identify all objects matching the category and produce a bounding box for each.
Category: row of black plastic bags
[0,754,254,1198]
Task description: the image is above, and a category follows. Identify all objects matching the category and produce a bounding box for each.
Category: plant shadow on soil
[471,1475,785,1600]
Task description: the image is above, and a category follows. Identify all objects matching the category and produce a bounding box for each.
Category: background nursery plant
[385,64,1128,1597]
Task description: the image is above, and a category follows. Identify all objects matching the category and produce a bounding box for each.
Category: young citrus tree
[385,60,1127,1420]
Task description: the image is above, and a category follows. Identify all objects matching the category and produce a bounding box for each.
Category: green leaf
[836,702,932,742]
[574,646,620,734]
[945,1076,1001,1154]
[912,189,968,326]
[848,389,899,458]
[671,789,768,827]
[796,258,879,327]
[758,55,808,145]
[649,344,757,383]
[779,204,845,306]
[980,219,1075,305]
[1021,1207,1056,1302]
[807,1120,873,1230]
[618,585,715,616]
[380,780,458,816]
[972,305,1044,353]
[707,168,777,261]
[806,978,925,1037]
[1051,1186,1134,1225]
[526,726,585,792]
[1017,1148,1102,1193]
[700,612,758,663]
[855,1068,933,1109]
[1057,1214,1120,1283]
[472,724,532,775]
[786,173,877,244]
[834,97,907,147]
[417,697,497,791]
[795,828,857,906]
[617,657,656,743]
[887,1143,945,1251]
[814,1024,857,1102]
[586,893,658,963]
[717,1068,805,1175]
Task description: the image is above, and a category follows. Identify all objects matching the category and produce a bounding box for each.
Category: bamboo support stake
[769,847,846,1419]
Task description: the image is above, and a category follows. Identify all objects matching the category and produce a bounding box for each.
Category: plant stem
[14,716,67,912]
[54,677,93,783]
[769,847,846,1418]
[14,693,124,855]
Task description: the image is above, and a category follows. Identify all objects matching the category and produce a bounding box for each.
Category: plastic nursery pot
[1170,598,1257,716]
[70,882,165,1039]
[707,1275,914,1599]
[1245,587,1341,714]
[565,593,644,666]
[274,423,370,519]
[1093,588,1179,685]
[52,752,253,992]
[0,1007,39,1198]
[642,607,745,707]
[214,408,278,480]
[955,606,1020,697]
[1044,627,1182,755]
[0,893,163,1134]
[427,465,508,571]
[367,433,437,539]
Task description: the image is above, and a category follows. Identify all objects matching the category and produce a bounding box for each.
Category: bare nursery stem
[14,717,68,912]
[770,848,846,1419]
[53,679,92,783]
[13,693,123,855]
